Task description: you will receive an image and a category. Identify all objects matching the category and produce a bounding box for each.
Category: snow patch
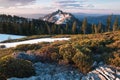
[0,38,70,48]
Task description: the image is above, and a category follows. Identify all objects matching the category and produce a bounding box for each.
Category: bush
[72,51,93,74]
[0,57,35,78]
[0,73,6,80]
[107,52,120,67]
[0,48,14,59]
[37,45,60,62]
[51,52,60,61]
[74,44,91,54]
[15,44,41,51]
[59,44,76,63]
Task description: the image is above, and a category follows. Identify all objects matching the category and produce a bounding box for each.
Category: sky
[0,0,120,15]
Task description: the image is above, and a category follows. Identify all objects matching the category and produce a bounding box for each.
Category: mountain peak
[57,9,63,13]
[42,10,78,25]
[58,9,62,12]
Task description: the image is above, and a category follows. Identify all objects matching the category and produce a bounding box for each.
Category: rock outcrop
[9,62,120,80]
[9,62,83,80]
[82,65,120,80]
[13,52,38,62]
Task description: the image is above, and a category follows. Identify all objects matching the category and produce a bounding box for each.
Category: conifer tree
[106,15,112,32]
[0,22,3,33]
[45,22,51,34]
[52,24,56,34]
[91,24,94,34]
[81,18,87,34]
[113,17,119,31]
[72,21,77,34]
[97,22,102,33]
[65,23,69,34]
[94,24,98,34]
[60,29,63,34]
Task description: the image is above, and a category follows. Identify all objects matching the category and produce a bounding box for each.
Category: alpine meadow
[0,0,120,80]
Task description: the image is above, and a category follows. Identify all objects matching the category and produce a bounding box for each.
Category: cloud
[53,0,94,9]
[0,0,36,7]
[57,0,78,4]
[87,4,94,8]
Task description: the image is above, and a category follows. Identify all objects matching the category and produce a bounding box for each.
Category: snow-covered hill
[42,10,80,25]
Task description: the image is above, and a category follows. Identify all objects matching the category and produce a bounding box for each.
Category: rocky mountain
[42,10,80,25]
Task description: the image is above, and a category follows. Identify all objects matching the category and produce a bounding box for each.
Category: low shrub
[72,51,93,74]
[37,45,60,62]
[59,44,76,63]
[0,48,14,59]
[15,44,41,51]
[0,57,35,78]
[51,52,60,62]
[107,52,120,67]
[0,73,6,80]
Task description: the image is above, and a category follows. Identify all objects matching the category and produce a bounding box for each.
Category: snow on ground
[0,34,25,42]
[0,38,70,48]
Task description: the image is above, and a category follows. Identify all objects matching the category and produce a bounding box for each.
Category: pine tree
[45,22,51,34]
[60,29,64,34]
[91,24,94,34]
[106,15,112,32]
[51,24,56,34]
[57,25,61,34]
[65,23,69,34]
[113,17,119,31]
[94,24,98,34]
[72,21,77,34]
[81,18,87,34]
[97,22,102,33]
[0,22,3,33]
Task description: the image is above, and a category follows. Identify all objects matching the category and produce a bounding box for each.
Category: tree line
[0,14,119,35]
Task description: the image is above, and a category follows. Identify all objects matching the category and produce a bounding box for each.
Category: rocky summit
[42,9,80,25]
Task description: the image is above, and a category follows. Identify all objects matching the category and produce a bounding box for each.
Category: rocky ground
[9,62,83,80]
[9,62,120,80]
[8,52,120,80]
[82,66,120,80]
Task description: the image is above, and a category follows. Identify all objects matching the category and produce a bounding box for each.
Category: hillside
[0,31,120,79]
[0,14,56,35]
